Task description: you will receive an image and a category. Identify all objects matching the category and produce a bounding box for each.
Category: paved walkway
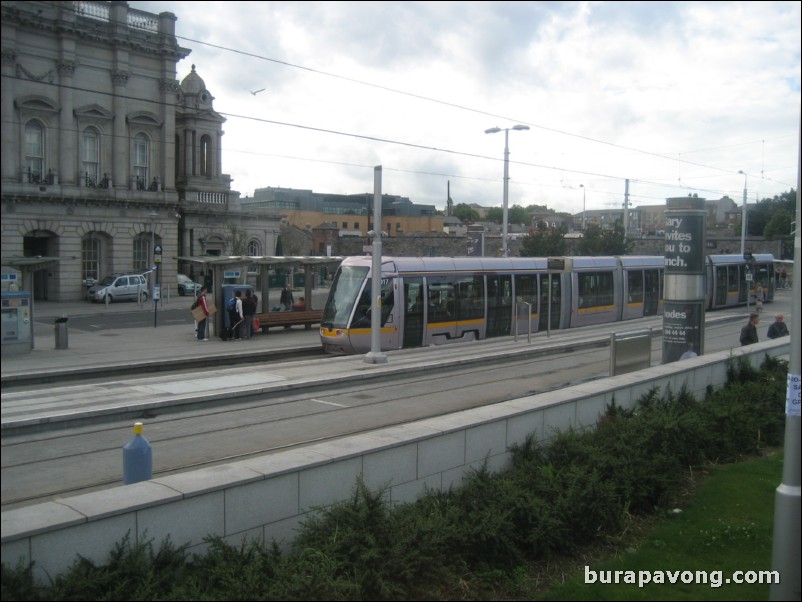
[1,288,331,379]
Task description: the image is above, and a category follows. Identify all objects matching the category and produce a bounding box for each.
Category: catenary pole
[769,121,801,601]
[365,165,387,365]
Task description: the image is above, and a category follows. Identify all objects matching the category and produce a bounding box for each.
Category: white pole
[365,166,388,364]
[769,124,800,601]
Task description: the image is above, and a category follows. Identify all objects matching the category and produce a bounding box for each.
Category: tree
[453,203,480,222]
[485,207,503,223]
[747,189,795,237]
[763,208,794,240]
[227,223,248,255]
[508,205,530,225]
[520,226,566,256]
[577,223,633,256]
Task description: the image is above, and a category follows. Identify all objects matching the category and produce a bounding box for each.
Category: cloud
[133,1,800,214]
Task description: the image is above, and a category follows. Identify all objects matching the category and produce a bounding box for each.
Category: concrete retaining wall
[1,339,790,582]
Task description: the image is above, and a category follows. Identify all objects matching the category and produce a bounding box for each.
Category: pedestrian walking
[767,314,789,339]
[739,313,760,346]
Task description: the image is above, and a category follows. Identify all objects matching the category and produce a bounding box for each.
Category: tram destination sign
[547,258,565,271]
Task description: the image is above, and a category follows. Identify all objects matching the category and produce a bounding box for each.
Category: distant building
[241,186,444,238]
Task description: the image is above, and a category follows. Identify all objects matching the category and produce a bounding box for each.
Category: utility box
[610,329,652,376]
[1,291,33,356]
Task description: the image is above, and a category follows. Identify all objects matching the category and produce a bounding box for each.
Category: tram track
[1,343,604,509]
[0,309,766,510]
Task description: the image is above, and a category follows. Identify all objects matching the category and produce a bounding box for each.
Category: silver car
[87,274,149,303]
[177,274,202,296]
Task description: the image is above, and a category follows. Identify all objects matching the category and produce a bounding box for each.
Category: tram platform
[1,291,792,434]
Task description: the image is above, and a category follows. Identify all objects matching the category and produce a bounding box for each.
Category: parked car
[177,274,202,296]
[86,274,148,303]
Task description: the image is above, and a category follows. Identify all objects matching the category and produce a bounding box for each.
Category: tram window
[428,279,455,322]
[352,279,394,327]
[578,271,614,308]
[515,275,537,311]
[456,275,483,320]
[728,267,739,291]
[323,266,369,326]
[628,271,643,303]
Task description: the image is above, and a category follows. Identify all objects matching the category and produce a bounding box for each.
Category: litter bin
[55,316,68,350]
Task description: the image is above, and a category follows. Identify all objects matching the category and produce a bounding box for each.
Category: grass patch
[536,450,783,601]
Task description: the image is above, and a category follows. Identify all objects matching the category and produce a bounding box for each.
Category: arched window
[247,239,261,256]
[133,133,149,189]
[200,134,212,176]
[133,235,149,273]
[25,121,44,183]
[82,127,100,186]
[82,237,101,282]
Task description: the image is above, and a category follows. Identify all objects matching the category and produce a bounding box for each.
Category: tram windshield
[322,265,369,327]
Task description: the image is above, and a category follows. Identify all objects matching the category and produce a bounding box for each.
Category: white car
[87,274,148,303]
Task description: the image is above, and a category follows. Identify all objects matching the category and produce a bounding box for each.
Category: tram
[319,254,774,355]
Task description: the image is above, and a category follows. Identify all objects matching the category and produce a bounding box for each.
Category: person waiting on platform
[739,313,760,346]
[766,314,789,339]
[292,296,306,311]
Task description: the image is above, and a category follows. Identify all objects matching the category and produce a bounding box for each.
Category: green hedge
[2,356,788,601]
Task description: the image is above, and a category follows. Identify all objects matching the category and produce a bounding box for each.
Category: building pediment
[15,95,58,114]
[74,104,113,121]
[126,111,162,127]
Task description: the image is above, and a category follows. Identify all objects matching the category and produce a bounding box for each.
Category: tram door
[514,275,537,333]
[486,275,512,337]
[539,273,561,331]
[403,277,424,348]
[644,269,661,316]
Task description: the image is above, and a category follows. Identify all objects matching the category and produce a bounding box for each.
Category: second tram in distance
[319,254,775,355]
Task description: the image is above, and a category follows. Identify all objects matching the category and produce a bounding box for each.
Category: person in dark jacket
[766,314,789,339]
[242,290,257,339]
[280,284,294,311]
[739,313,760,346]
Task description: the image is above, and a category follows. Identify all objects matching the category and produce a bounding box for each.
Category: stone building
[1,1,281,300]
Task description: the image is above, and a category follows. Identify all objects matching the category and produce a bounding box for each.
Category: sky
[132,1,801,216]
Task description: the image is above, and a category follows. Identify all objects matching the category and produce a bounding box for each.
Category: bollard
[54,316,68,350]
[122,422,152,484]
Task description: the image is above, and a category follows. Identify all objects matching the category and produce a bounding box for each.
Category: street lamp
[738,170,747,256]
[485,124,529,257]
[579,184,586,231]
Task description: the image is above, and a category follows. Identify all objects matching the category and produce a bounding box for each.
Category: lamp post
[485,124,529,257]
[738,170,747,256]
[580,184,586,231]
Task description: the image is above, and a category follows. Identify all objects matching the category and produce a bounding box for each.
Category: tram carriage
[319,254,774,355]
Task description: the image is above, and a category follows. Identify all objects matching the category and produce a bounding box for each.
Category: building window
[200,135,212,176]
[133,236,149,272]
[25,121,44,183]
[82,127,100,186]
[247,240,261,256]
[133,133,149,189]
[82,237,101,282]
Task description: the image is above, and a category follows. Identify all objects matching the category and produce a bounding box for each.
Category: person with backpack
[227,291,244,340]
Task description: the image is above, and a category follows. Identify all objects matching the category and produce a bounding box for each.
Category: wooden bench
[254,310,324,333]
